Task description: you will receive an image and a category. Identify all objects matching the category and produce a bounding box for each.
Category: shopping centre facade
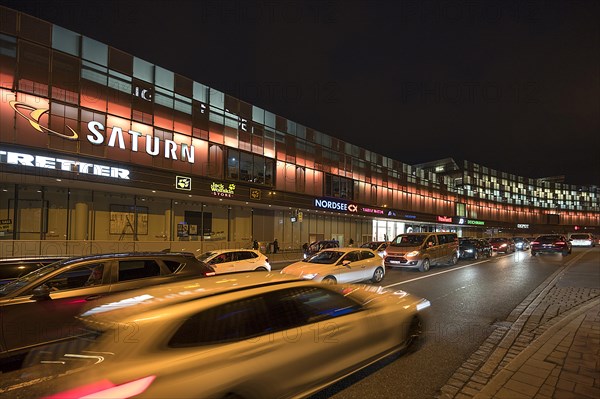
[0,6,598,257]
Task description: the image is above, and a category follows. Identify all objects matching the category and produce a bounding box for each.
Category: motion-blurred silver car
[282,247,385,284]
[4,273,429,399]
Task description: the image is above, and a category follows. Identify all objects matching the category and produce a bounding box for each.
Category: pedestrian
[302,242,308,252]
[348,238,354,247]
[252,239,259,250]
[273,238,279,254]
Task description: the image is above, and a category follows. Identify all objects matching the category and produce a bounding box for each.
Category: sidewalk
[439,251,600,399]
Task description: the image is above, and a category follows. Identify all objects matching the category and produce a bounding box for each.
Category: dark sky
[1,0,599,186]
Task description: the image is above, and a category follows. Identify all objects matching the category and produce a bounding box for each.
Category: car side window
[169,296,271,347]
[211,253,233,264]
[360,251,376,260]
[43,263,105,291]
[341,251,359,263]
[235,251,255,261]
[426,236,437,247]
[163,260,183,273]
[438,235,448,244]
[118,260,161,282]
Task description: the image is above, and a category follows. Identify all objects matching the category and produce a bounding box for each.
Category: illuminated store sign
[211,182,236,198]
[133,85,153,101]
[404,215,417,219]
[176,176,191,191]
[437,216,452,223]
[467,219,485,225]
[315,198,353,211]
[517,223,530,229]
[10,100,195,164]
[0,149,130,180]
[362,207,384,215]
[453,216,486,226]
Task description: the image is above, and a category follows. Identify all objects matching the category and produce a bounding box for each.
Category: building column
[74,202,88,240]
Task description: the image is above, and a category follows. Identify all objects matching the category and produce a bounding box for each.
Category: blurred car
[488,237,516,254]
[283,247,385,284]
[477,239,493,256]
[10,272,429,399]
[531,235,572,256]
[360,241,390,257]
[303,240,340,259]
[0,252,215,361]
[513,237,531,251]
[196,249,270,273]
[569,233,596,247]
[0,256,67,286]
[458,238,491,260]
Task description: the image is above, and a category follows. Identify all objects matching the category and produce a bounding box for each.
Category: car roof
[57,252,198,266]
[0,256,66,264]
[79,272,304,323]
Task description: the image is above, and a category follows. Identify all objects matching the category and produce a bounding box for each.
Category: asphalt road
[273,247,599,399]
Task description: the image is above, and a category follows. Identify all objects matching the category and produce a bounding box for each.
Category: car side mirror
[31,284,51,300]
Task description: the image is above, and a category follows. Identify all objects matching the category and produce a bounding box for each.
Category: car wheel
[371,267,384,283]
[419,258,430,272]
[404,315,424,352]
[449,253,458,265]
[531,251,537,256]
[254,267,267,271]
[562,249,569,256]
[474,252,479,260]
[322,276,337,284]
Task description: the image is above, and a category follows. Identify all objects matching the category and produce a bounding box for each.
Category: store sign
[0,149,130,180]
[517,223,530,229]
[362,207,384,215]
[211,182,236,198]
[437,216,452,223]
[250,188,261,200]
[10,100,195,164]
[176,176,191,191]
[404,214,417,219]
[467,219,485,225]
[133,85,153,101]
[314,198,353,212]
[0,219,11,231]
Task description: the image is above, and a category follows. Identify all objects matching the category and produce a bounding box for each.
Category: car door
[1,260,113,353]
[424,235,440,264]
[231,251,257,272]
[207,252,235,274]
[108,259,175,292]
[336,251,365,283]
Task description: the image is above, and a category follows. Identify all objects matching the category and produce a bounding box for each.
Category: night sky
[1,0,598,186]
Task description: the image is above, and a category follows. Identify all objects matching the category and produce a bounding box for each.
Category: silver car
[0,252,215,362]
[282,247,385,284]
[3,272,429,399]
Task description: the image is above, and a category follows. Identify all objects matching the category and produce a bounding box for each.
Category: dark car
[303,240,340,259]
[488,237,516,254]
[531,235,572,256]
[459,238,491,260]
[0,252,215,362]
[360,241,389,257]
[513,237,531,251]
[0,256,67,286]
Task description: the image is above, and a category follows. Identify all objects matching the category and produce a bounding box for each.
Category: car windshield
[196,252,217,262]
[0,259,65,296]
[361,242,379,250]
[489,238,507,243]
[391,235,425,247]
[570,234,589,240]
[306,251,345,264]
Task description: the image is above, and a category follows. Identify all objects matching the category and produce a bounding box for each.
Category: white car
[6,273,429,399]
[569,233,596,247]
[282,247,385,284]
[196,249,271,273]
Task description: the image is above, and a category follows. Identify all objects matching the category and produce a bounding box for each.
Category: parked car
[0,256,67,286]
[513,237,531,251]
[360,241,390,257]
[196,249,270,273]
[303,240,340,259]
[488,237,516,254]
[568,233,596,247]
[283,247,385,284]
[531,235,572,256]
[8,272,429,399]
[477,239,493,257]
[458,238,491,260]
[0,252,215,362]
[384,232,459,272]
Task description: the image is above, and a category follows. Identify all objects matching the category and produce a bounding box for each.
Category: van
[384,232,459,272]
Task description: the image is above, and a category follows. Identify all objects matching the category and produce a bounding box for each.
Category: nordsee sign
[314,198,348,211]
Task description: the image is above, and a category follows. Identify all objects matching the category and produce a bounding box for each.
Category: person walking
[252,239,259,250]
[273,238,279,254]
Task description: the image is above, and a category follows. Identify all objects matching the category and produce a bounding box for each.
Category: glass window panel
[155,66,174,90]
[252,105,264,124]
[264,111,276,128]
[209,88,224,109]
[133,56,153,83]
[193,81,208,102]
[0,33,16,57]
[51,25,79,56]
[227,149,239,179]
[81,36,107,66]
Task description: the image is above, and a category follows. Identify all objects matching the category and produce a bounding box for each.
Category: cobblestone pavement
[437,253,600,399]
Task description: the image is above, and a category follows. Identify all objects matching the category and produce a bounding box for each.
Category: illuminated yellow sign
[211,182,236,198]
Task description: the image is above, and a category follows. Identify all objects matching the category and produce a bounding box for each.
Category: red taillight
[531,241,539,245]
[265,258,269,264]
[43,376,156,399]
[204,271,216,277]
[555,241,565,245]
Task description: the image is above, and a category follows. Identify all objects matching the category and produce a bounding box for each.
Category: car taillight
[265,258,269,263]
[555,241,565,245]
[204,271,216,277]
[43,376,156,399]
[531,241,539,245]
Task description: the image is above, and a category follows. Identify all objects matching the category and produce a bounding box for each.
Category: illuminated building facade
[0,7,598,256]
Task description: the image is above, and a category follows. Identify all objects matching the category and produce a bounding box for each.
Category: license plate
[389,260,400,264]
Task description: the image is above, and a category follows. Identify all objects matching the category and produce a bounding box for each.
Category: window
[360,251,376,260]
[118,260,161,281]
[235,251,257,261]
[341,251,359,263]
[43,263,105,291]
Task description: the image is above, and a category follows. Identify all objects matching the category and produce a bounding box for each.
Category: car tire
[449,253,458,265]
[322,276,337,284]
[254,267,268,271]
[531,251,537,256]
[474,252,479,260]
[371,267,384,283]
[405,315,423,348]
[562,249,569,256]
[419,258,430,272]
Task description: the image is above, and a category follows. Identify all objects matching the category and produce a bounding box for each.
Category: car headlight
[406,251,420,257]
[500,244,507,247]
[302,273,317,279]
[303,254,307,259]
[465,249,473,253]
[416,299,431,311]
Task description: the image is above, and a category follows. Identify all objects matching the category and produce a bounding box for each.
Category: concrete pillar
[164,209,171,240]
[74,202,88,240]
